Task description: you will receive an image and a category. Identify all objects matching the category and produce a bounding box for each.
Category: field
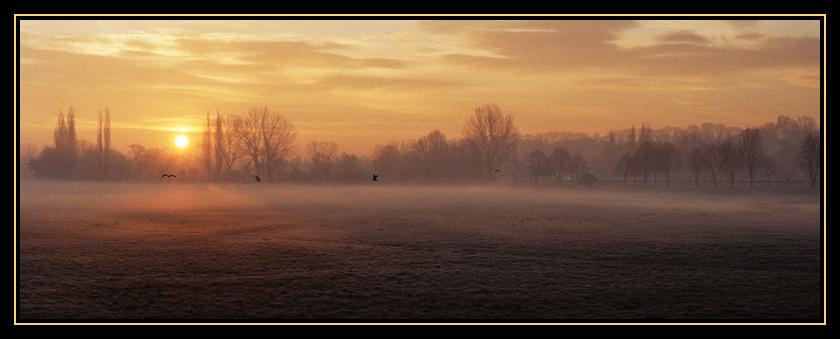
[16,180,824,323]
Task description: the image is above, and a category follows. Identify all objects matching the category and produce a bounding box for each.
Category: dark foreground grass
[16,182,824,323]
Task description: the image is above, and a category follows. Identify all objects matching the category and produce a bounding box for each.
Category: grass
[16,181,824,323]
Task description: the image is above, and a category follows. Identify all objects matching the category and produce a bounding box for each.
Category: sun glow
[175,135,189,148]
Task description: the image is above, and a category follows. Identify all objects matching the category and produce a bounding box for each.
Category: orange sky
[16,16,823,157]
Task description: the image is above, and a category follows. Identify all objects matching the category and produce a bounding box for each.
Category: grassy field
[16,180,824,323]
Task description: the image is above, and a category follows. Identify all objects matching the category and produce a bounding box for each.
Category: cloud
[431,20,821,81]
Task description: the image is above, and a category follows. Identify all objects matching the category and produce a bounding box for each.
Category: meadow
[16,180,824,323]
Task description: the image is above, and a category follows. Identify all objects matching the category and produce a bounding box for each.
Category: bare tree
[525,149,549,184]
[414,130,449,181]
[549,147,571,184]
[202,111,213,178]
[613,153,633,186]
[214,113,245,181]
[373,143,401,179]
[66,107,77,175]
[307,141,337,181]
[569,153,589,182]
[103,108,111,178]
[738,128,765,187]
[234,107,296,181]
[261,109,297,181]
[214,109,225,179]
[799,132,820,187]
[718,138,742,187]
[654,142,681,186]
[335,153,366,182]
[757,152,778,187]
[700,141,725,187]
[462,104,520,181]
[635,141,656,187]
[687,146,705,187]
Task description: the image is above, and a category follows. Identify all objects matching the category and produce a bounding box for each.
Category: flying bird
[495,169,502,174]
[255,175,261,182]
[372,174,378,181]
[161,174,176,178]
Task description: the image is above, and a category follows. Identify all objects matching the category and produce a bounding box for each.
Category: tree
[548,147,571,184]
[213,109,226,180]
[569,153,589,182]
[462,104,520,182]
[30,108,78,179]
[635,141,656,187]
[654,142,681,186]
[799,132,820,187]
[613,153,633,186]
[414,130,450,181]
[66,107,77,176]
[96,108,112,178]
[738,128,765,187]
[335,153,366,182]
[700,141,725,187]
[307,141,337,181]
[757,152,778,187]
[373,143,401,179]
[687,146,705,187]
[202,111,213,178]
[214,113,245,181]
[234,107,296,182]
[718,138,742,187]
[525,149,549,184]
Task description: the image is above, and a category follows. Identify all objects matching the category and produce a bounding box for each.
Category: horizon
[16,16,823,157]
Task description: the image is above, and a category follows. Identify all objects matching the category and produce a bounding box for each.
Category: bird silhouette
[495,169,501,174]
[372,174,378,181]
[161,174,176,178]
[255,175,261,182]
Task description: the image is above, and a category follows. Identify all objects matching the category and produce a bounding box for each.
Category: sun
[175,135,189,148]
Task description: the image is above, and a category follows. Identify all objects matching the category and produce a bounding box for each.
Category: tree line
[23,105,821,187]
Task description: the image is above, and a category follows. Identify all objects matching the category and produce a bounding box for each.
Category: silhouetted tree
[569,153,589,181]
[654,142,681,186]
[95,109,112,178]
[700,141,725,187]
[462,104,520,182]
[635,141,656,187]
[307,141,337,181]
[213,109,225,179]
[214,113,245,181]
[66,107,77,176]
[234,107,296,181]
[548,147,571,184]
[335,153,366,182]
[414,130,450,181]
[202,111,213,179]
[757,152,778,187]
[613,153,633,186]
[799,132,820,187]
[29,108,79,179]
[738,128,765,187]
[525,149,549,184]
[373,143,401,180]
[104,108,111,177]
[718,138,742,187]
[687,146,705,187]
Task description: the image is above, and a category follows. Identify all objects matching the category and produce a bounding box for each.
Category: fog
[18,179,820,234]
[16,179,822,321]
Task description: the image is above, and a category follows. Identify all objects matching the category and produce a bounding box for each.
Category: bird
[255,175,261,182]
[161,174,176,178]
[372,174,378,181]
[495,169,502,174]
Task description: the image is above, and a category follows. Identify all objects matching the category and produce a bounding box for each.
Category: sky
[16,16,823,157]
